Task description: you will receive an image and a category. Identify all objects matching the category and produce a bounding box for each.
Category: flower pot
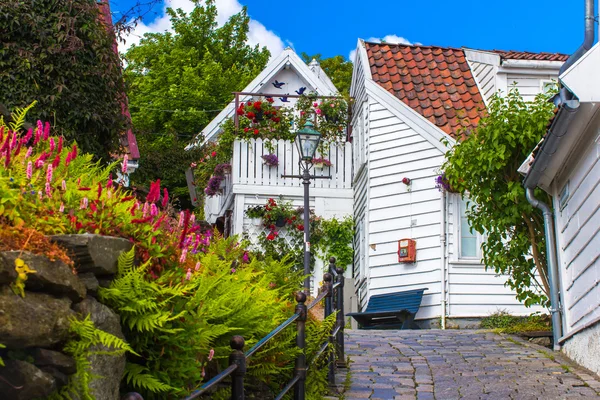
[275,216,286,227]
[251,218,262,226]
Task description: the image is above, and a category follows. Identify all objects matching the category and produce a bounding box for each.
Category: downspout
[559,0,596,76]
[440,190,447,330]
[525,189,562,350]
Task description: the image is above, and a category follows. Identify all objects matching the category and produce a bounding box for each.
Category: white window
[458,197,484,259]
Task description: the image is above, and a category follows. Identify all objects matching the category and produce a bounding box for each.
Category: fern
[0,343,5,367]
[48,315,136,400]
[124,364,174,393]
[1,101,37,132]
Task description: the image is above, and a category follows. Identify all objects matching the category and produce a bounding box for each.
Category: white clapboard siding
[445,193,543,317]
[506,74,555,102]
[469,60,497,106]
[362,96,444,320]
[555,130,600,333]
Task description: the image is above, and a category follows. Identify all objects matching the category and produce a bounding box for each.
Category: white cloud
[349,34,414,63]
[117,0,286,57]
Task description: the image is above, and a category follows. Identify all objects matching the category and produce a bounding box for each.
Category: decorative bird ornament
[272,80,285,89]
[295,87,306,95]
[279,96,290,103]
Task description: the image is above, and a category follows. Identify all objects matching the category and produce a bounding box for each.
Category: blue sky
[111,0,584,59]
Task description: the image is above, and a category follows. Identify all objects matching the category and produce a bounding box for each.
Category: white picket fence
[231,139,353,189]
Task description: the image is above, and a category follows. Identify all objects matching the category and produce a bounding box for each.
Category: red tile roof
[365,42,485,139]
[492,50,569,62]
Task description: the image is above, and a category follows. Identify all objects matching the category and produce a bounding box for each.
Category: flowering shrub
[236,98,294,152]
[311,157,332,167]
[245,205,265,219]
[434,173,457,192]
[0,108,332,398]
[261,153,279,167]
[204,163,231,197]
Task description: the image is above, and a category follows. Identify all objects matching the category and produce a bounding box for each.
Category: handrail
[245,313,300,358]
[182,257,345,400]
[274,374,300,400]
[183,364,238,400]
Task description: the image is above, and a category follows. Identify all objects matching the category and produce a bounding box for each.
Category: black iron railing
[182,257,346,400]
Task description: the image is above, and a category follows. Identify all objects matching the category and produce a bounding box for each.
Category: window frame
[452,194,485,263]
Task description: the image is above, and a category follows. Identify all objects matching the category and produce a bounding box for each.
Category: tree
[0,0,127,160]
[301,53,353,95]
[441,89,556,307]
[123,0,270,204]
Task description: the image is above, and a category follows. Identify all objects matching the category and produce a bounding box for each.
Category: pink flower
[38,191,43,200]
[26,161,33,179]
[80,197,89,209]
[24,128,33,143]
[195,262,201,271]
[208,349,214,361]
[24,146,32,159]
[107,174,113,188]
[57,137,63,154]
[300,111,305,116]
[46,164,53,183]
[330,103,335,107]
[185,268,192,281]
[45,182,52,197]
[59,203,65,213]
[34,121,42,145]
[190,214,196,226]
[315,108,322,115]
[122,154,128,174]
[190,162,197,168]
[180,248,188,263]
[62,180,67,191]
[49,137,55,152]
[142,202,149,217]
[150,203,158,216]
[161,188,169,208]
[43,122,50,140]
[313,102,319,107]
[231,268,236,274]
[178,211,184,227]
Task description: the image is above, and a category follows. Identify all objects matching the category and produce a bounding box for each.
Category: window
[458,197,484,259]
[540,79,557,94]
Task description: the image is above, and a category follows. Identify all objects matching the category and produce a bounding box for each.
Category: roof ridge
[363,41,464,52]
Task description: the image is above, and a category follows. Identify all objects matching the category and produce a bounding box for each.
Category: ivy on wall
[0,0,126,161]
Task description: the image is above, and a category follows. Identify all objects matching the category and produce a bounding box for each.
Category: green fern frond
[124,363,174,393]
[7,101,37,132]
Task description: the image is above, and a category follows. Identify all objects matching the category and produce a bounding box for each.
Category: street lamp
[282,121,328,294]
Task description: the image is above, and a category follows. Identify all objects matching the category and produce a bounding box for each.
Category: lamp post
[282,121,329,294]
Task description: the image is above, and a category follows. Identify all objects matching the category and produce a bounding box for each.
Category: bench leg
[400,313,419,330]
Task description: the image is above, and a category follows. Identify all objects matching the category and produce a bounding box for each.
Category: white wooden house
[189,49,353,291]
[349,39,567,326]
[521,41,600,373]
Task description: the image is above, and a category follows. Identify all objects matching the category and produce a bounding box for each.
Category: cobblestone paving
[343,329,600,400]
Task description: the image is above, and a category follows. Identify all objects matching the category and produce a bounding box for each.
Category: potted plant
[263,198,295,228]
[261,154,279,167]
[245,205,265,225]
[311,157,332,168]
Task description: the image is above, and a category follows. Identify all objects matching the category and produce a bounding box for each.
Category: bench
[347,288,427,329]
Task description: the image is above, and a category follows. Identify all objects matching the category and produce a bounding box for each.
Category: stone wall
[0,234,132,400]
[562,321,600,377]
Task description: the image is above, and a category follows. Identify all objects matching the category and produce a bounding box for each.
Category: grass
[480,310,551,334]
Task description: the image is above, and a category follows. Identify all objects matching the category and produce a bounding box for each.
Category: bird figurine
[272,80,285,89]
[279,96,290,103]
[295,87,306,95]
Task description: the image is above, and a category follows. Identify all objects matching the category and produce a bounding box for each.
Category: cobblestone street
[342,329,600,399]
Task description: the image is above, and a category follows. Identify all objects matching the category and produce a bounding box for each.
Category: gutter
[521,0,596,352]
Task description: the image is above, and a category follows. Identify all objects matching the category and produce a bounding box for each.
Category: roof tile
[492,49,569,61]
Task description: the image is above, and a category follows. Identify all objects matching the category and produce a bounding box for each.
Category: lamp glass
[295,121,321,161]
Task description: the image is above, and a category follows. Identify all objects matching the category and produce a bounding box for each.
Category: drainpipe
[559,0,596,76]
[440,190,447,330]
[525,188,562,350]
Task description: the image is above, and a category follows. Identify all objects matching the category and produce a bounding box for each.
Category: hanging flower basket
[261,154,279,167]
[312,157,332,168]
[275,216,286,227]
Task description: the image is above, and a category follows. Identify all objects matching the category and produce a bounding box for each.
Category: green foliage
[0,343,5,367]
[480,310,551,333]
[301,53,353,95]
[442,88,556,307]
[313,216,354,269]
[0,0,126,161]
[49,316,136,400]
[124,0,270,203]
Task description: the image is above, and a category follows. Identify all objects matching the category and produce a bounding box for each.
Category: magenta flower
[43,122,50,140]
[46,164,53,183]
[25,146,33,159]
[231,268,236,274]
[150,203,158,217]
[62,180,67,191]
[59,203,65,213]
[80,197,89,210]
[208,349,214,361]
[178,211,184,227]
[122,154,128,174]
[45,182,51,197]
[180,248,188,263]
[315,108,322,115]
[142,202,149,217]
[185,268,192,281]
[26,161,33,179]
[49,137,55,152]
[195,261,201,271]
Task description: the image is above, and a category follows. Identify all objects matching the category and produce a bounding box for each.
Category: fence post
[230,335,246,400]
[323,272,335,385]
[294,291,307,400]
[332,257,346,367]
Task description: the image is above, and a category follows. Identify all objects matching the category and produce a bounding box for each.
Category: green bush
[480,310,551,333]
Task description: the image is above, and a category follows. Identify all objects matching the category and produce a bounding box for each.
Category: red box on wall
[398,238,416,263]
